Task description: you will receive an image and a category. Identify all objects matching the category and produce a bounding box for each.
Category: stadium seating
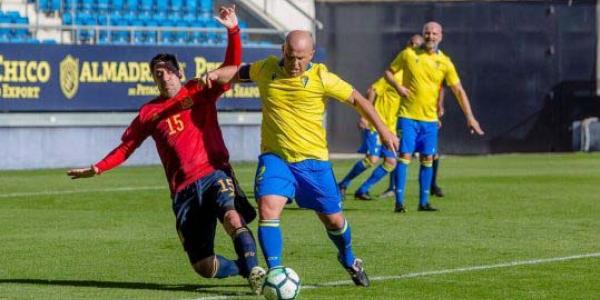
[0,0,275,46]
[0,11,35,43]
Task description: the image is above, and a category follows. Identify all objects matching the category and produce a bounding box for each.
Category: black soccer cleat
[394,204,407,213]
[430,185,444,197]
[346,258,370,287]
[354,192,372,201]
[418,203,438,212]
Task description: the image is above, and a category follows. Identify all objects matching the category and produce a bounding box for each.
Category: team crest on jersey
[180,97,193,109]
[301,76,309,87]
[271,73,277,80]
[151,113,160,121]
[59,55,79,99]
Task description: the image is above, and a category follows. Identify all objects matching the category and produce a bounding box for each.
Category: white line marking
[190,252,600,300]
[0,186,165,198]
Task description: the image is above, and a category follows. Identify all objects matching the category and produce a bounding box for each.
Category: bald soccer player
[386,22,484,213]
[201,30,399,287]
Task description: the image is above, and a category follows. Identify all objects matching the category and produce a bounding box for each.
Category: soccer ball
[262,266,301,300]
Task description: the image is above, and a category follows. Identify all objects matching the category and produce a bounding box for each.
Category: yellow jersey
[389,47,460,122]
[249,56,354,162]
[369,71,403,134]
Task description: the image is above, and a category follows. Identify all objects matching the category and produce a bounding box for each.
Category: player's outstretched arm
[348,90,399,152]
[67,165,99,179]
[449,83,484,135]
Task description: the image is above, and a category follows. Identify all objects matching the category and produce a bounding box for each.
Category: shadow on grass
[0,278,253,296]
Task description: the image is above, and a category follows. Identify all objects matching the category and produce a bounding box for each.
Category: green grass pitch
[1,153,599,299]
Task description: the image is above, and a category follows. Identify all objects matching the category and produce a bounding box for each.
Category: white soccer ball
[262,266,301,300]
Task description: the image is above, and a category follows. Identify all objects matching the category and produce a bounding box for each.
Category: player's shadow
[0,278,253,296]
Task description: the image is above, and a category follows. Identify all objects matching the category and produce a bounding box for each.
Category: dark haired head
[150,53,180,73]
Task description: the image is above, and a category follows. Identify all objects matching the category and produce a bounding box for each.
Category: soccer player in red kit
[66,5,266,294]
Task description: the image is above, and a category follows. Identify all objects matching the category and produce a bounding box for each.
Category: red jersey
[94,27,241,195]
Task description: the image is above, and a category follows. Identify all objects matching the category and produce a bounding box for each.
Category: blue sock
[214,255,240,278]
[431,157,439,188]
[232,227,258,277]
[258,219,282,269]
[339,158,372,189]
[326,220,355,268]
[387,169,396,191]
[419,161,433,207]
[356,164,393,194]
[394,158,410,206]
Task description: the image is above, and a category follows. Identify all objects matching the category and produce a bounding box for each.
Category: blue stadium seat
[63,0,74,11]
[140,0,153,12]
[51,0,61,11]
[111,0,125,11]
[98,14,108,25]
[126,0,138,10]
[97,0,110,12]
[153,10,167,22]
[81,0,94,11]
[171,0,183,12]
[38,0,50,12]
[184,0,196,13]
[156,0,167,12]
[62,12,73,24]
[182,12,195,23]
[199,0,211,13]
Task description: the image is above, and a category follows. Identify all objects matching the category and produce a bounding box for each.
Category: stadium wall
[317,0,600,154]
[0,44,277,170]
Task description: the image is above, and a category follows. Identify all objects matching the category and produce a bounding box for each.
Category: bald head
[285,30,315,52]
[422,21,443,53]
[282,30,315,77]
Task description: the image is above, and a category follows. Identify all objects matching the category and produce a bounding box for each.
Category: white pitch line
[190,252,600,300]
[0,186,166,198]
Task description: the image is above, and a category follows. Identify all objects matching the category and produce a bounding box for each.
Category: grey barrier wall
[0,112,261,170]
[317,0,599,154]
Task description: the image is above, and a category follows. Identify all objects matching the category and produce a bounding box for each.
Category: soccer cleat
[379,189,395,198]
[418,203,438,212]
[394,204,407,213]
[342,258,370,287]
[430,186,444,197]
[354,192,372,201]
[247,266,267,295]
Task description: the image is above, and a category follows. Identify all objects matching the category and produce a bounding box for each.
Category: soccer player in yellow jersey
[339,35,423,201]
[202,30,398,287]
[386,21,484,213]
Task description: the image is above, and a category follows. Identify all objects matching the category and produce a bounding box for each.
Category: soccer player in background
[338,35,424,201]
[66,6,266,294]
[202,30,399,287]
[386,21,484,213]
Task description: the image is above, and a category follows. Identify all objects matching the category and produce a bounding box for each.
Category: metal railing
[0,23,284,45]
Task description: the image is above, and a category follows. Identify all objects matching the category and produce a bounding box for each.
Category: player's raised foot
[248,266,267,295]
[354,192,372,201]
[342,258,370,287]
[418,203,438,212]
[379,189,395,198]
[430,185,444,197]
[394,204,407,213]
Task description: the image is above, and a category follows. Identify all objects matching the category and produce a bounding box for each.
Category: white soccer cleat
[248,266,267,295]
